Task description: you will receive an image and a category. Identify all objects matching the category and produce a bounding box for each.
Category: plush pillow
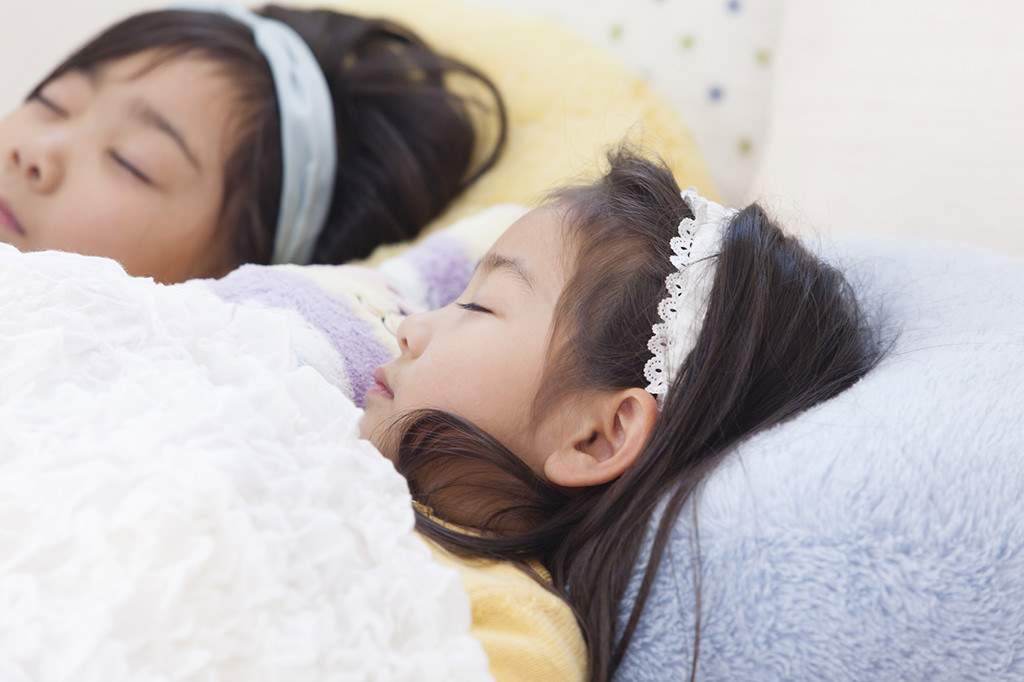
[325,0,717,260]
[457,0,789,207]
[614,235,1024,681]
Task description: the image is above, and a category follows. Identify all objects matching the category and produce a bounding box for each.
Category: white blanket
[0,244,493,682]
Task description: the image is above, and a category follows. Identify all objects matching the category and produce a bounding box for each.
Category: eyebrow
[84,67,200,171]
[136,104,201,170]
[478,252,535,291]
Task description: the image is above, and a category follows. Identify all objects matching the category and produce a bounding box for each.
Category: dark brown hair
[394,149,884,681]
[31,5,506,269]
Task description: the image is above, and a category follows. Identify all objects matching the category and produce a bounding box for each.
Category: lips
[368,366,394,399]
[0,195,25,236]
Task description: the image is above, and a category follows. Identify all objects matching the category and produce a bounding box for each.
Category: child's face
[0,51,240,283]
[361,206,580,476]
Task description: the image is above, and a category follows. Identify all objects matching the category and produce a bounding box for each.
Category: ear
[543,388,658,488]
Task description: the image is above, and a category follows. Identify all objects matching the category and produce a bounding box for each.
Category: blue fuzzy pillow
[615,235,1024,682]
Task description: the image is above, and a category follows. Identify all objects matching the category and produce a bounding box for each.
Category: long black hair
[31,5,506,269]
[391,149,884,681]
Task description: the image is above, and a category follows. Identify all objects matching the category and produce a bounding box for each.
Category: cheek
[47,186,155,254]
[170,180,230,262]
[0,107,32,141]
[444,364,542,450]
[179,177,225,224]
[44,182,223,284]
[396,378,461,418]
[388,332,550,454]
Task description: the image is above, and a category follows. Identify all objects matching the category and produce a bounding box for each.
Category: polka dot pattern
[474,0,788,204]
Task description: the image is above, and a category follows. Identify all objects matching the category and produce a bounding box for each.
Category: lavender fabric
[210,266,393,407]
[383,232,479,310]
[203,225,497,408]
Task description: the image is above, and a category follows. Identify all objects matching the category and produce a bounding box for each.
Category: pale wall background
[753,0,1024,256]
[2,0,1022,255]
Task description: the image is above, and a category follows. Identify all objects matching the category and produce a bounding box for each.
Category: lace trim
[643,188,736,400]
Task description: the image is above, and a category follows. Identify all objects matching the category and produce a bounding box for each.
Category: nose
[8,136,65,193]
[396,310,433,358]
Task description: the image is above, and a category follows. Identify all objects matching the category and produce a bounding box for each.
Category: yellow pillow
[327,0,717,234]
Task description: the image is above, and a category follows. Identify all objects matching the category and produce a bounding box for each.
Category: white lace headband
[643,188,738,402]
[174,3,338,265]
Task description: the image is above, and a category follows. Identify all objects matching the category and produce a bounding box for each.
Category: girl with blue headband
[0,4,506,283]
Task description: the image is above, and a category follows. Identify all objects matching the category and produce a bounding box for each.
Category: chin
[358,414,382,446]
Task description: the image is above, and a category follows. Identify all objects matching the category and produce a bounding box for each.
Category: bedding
[0,2,719,673]
[328,0,718,263]
[204,203,526,407]
[0,203,523,681]
[614,234,1024,681]
[468,0,787,207]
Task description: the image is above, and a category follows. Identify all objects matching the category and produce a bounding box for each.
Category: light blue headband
[174,3,337,265]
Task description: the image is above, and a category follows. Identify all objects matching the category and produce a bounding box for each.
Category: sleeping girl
[359,148,884,682]
[0,3,505,283]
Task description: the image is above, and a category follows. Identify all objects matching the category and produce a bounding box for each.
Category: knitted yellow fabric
[423,537,586,682]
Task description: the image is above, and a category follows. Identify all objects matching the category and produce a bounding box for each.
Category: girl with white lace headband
[0,3,505,283]
[359,147,884,682]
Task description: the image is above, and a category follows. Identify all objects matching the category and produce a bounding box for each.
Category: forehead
[488,205,574,299]
[94,49,234,91]
[95,50,243,160]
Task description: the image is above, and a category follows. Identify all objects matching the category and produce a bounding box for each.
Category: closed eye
[456,301,492,313]
[110,151,152,185]
[30,92,68,117]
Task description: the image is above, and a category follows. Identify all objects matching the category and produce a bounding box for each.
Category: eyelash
[31,92,68,117]
[456,302,492,314]
[109,151,152,185]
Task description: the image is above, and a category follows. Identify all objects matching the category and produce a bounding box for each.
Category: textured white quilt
[0,244,493,682]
